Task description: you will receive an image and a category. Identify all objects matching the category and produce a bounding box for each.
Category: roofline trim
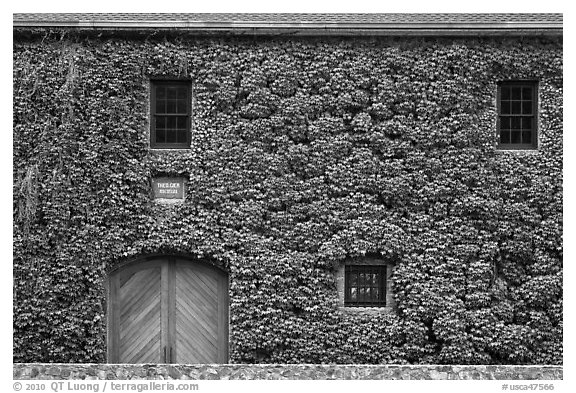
[13,20,563,36]
[14,20,562,28]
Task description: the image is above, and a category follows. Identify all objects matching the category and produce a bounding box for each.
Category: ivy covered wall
[13,29,563,365]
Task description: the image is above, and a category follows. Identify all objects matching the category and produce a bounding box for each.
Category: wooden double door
[107,256,229,363]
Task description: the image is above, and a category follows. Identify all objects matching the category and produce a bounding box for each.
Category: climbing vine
[13,30,562,364]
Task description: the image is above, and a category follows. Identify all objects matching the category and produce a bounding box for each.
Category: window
[344,265,387,307]
[497,81,538,149]
[150,80,191,149]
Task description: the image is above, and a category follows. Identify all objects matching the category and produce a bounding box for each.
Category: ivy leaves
[13,32,562,364]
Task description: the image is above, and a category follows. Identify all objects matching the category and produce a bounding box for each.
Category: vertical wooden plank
[160,260,170,363]
[168,258,177,363]
[118,266,163,363]
[217,269,229,363]
[107,273,120,363]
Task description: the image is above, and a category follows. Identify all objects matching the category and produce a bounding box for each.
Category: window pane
[500,130,510,144]
[500,100,511,115]
[350,272,357,287]
[500,116,511,130]
[156,87,166,99]
[511,87,521,100]
[511,101,521,114]
[368,273,376,286]
[522,117,532,130]
[177,116,187,130]
[359,273,365,287]
[156,99,165,113]
[522,131,532,144]
[522,101,532,115]
[359,287,366,302]
[511,117,521,130]
[167,87,178,99]
[167,117,176,130]
[156,116,166,130]
[522,87,532,100]
[501,86,510,100]
[177,100,187,114]
[166,130,177,143]
[167,100,177,113]
[156,129,166,143]
[511,131,521,144]
[177,87,187,99]
[177,129,187,143]
[350,287,357,301]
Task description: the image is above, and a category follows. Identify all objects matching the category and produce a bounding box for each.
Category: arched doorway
[107,255,229,363]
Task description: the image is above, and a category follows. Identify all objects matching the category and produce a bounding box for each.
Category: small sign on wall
[152,177,185,200]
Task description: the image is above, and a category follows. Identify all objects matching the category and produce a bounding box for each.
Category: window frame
[497,80,538,150]
[150,80,192,149]
[344,264,387,307]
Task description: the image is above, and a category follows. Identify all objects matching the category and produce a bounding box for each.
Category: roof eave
[12,21,563,36]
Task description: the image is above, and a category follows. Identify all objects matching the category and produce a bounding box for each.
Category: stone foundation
[13,364,563,380]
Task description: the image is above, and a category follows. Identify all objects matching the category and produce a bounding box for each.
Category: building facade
[13,14,562,365]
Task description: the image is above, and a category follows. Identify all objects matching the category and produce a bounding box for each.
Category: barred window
[497,81,538,150]
[344,265,387,307]
[151,80,191,149]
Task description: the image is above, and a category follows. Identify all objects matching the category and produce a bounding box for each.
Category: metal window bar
[344,265,386,307]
